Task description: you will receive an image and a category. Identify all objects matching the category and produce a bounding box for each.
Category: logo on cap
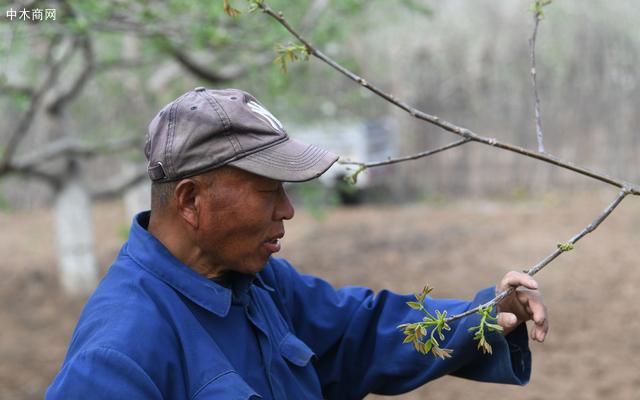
[248,101,284,133]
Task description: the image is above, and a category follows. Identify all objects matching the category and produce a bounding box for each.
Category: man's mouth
[263,234,284,253]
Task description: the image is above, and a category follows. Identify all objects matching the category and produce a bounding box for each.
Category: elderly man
[47,88,548,399]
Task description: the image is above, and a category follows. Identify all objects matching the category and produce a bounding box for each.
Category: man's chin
[237,259,270,275]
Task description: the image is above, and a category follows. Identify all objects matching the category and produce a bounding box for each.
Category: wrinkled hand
[495,271,549,342]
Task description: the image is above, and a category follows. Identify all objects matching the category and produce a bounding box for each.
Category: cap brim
[228,138,339,182]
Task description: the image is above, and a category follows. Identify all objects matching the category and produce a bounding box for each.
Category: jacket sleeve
[45,347,163,400]
[267,258,531,400]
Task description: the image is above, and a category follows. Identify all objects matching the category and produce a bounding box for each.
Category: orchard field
[1,192,639,399]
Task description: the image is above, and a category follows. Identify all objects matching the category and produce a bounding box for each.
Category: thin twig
[445,189,630,323]
[255,1,640,196]
[530,7,545,153]
[339,139,470,169]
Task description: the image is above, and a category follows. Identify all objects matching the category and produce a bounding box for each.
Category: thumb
[497,312,518,333]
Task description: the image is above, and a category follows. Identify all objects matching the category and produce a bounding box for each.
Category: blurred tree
[0,0,391,294]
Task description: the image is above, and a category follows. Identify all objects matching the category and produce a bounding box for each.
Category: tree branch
[445,189,630,323]
[339,138,471,169]
[91,170,147,200]
[0,163,63,189]
[46,36,95,115]
[11,136,142,170]
[166,44,273,83]
[39,0,95,116]
[0,34,77,171]
[254,1,640,196]
[167,45,234,83]
[530,4,545,153]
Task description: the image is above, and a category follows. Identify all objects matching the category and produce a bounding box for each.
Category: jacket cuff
[451,286,532,385]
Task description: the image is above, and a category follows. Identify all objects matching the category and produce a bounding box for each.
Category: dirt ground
[1,190,639,399]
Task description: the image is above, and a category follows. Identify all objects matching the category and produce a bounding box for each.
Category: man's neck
[147,212,225,279]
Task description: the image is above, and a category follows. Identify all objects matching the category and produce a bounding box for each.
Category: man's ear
[174,178,202,229]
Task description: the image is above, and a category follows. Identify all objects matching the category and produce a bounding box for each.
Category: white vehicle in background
[290,120,397,204]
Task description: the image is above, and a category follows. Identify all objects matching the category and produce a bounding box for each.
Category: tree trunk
[54,173,98,295]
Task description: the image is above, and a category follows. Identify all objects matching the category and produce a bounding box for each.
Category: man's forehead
[201,166,282,186]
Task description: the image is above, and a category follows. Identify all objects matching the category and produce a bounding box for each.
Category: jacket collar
[125,211,272,317]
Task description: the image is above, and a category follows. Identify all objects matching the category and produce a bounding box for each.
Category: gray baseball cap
[145,87,338,182]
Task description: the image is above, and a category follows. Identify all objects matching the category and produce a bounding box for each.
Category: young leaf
[477,337,493,355]
[223,0,241,16]
[422,340,433,354]
[403,334,415,344]
[432,346,454,359]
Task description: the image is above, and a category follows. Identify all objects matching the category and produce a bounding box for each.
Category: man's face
[195,167,295,276]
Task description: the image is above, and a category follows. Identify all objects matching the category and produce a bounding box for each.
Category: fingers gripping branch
[446,189,628,325]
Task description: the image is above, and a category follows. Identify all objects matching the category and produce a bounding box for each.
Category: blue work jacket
[46,211,531,399]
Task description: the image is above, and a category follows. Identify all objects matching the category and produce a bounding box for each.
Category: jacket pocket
[193,371,262,400]
[279,332,315,367]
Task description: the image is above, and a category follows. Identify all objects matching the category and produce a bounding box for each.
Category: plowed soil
[1,191,639,399]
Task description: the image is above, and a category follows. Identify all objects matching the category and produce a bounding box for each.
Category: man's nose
[275,186,295,221]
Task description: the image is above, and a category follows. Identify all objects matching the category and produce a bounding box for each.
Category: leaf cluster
[467,305,503,355]
[274,44,310,73]
[398,285,454,360]
[223,0,242,17]
[401,287,508,358]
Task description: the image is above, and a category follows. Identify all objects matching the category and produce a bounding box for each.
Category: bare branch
[11,136,142,170]
[339,138,471,169]
[0,34,77,170]
[91,170,147,200]
[166,45,232,83]
[46,36,95,115]
[0,95,41,174]
[166,44,273,83]
[445,189,630,323]
[255,1,640,196]
[0,163,63,189]
[530,5,545,153]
